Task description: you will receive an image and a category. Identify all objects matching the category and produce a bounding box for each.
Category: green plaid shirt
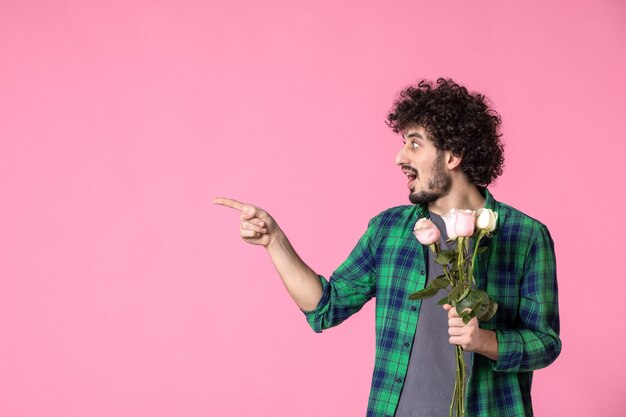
[303,188,561,417]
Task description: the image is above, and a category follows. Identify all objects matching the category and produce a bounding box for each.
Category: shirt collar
[416,187,497,216]
[481,187,496,211]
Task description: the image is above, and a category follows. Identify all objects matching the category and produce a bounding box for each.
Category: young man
[214,78,561,417]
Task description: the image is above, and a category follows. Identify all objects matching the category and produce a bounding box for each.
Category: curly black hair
[387,78,504,187]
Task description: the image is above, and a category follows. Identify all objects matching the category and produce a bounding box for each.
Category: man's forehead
[402,125,429,139]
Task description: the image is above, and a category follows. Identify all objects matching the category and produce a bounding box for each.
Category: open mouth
[403,166,418,188]
[407,175,417,189]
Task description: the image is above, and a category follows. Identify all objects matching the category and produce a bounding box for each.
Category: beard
[408,153,452,205]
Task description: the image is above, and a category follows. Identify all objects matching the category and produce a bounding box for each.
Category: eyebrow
[404,132,424,140]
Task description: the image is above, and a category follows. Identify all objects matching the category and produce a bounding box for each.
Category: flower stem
[470,231,486,287]
[457,237,464,286]
[456,345,466,417]
[432,241,456,287]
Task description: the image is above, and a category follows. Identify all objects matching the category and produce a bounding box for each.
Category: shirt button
[404,342,410,347]
[411,306,417,311]
[396,377,402,383]
[420,269,425,275]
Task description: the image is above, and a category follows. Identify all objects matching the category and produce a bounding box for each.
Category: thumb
[241,206,257,220]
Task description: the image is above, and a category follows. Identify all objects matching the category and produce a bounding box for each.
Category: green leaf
[454,289,483,315]
[459,286,470,301]
[476,246,488,255]
[408,286,438,300]
[460,311,475,325]
[453,288,498,322]
[473,300,489,319]
[454,298,476,324]
[449,285,467,303]
[477,299,498,321]
[435,250,457,265]
[408,276,449,300]
[455,294,473,315]
[436,295,449,305]
[474,289,490,304]
[431,276,449,290]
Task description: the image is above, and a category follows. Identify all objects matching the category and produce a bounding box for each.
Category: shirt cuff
[301,275,331,333]
[489,329,523,373]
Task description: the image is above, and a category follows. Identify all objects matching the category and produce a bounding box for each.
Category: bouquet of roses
[409,208,499,417]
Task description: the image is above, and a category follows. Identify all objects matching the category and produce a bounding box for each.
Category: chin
[409,191,441,205]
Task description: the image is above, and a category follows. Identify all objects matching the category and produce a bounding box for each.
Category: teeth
[403,170,417,180]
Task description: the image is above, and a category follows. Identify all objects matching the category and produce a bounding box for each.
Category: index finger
[213,197,247,211]
[446,306,459,318]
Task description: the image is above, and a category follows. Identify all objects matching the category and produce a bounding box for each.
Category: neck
[427,181,486,216]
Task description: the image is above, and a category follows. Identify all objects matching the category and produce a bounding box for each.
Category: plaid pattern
[303,188,561,417]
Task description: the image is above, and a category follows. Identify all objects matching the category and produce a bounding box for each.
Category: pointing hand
[213,197,280,248]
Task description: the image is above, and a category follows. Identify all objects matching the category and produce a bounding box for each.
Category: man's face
[395,125,452,205]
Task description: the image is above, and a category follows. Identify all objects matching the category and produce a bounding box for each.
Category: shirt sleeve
[302,216,380,333]
[490,224,562,372]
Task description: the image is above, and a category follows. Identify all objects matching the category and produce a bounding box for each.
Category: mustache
[402,165,418,175]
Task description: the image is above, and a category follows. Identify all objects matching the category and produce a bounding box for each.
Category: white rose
[475,208,498,232]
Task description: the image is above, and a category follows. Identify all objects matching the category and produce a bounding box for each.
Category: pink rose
[442,209,476,239]
[441,211,458,240]
[413,218,441,245]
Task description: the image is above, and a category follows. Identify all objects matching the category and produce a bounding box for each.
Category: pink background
[1,0,625,416]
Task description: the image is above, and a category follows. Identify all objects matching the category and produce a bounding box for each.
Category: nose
[395,145,409,166]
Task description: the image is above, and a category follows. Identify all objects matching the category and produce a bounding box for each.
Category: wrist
[266,228,288,252]
[477,329,499,361]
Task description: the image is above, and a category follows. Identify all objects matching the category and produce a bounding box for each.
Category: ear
[444,150,463,170]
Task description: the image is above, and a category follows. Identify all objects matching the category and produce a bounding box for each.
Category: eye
[402,140,419,149]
